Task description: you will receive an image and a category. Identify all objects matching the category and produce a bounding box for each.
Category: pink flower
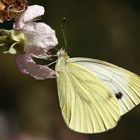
[14,5,58,55]
[14,5,58,79]
[20,22,58,56]
[14,5,45,29]
[16,54,55,80]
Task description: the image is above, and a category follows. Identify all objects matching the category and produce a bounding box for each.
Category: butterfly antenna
[61,17,67,49]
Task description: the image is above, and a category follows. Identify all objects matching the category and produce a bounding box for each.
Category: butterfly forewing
[71,58,140,115]
[56,56,120,133]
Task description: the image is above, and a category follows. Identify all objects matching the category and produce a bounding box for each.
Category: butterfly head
[57,48,69,60]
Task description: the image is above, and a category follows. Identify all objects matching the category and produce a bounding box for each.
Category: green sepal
[0,29,25,54]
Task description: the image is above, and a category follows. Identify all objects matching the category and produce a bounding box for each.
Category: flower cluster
[0,0,28,22]
[0,1,58,79]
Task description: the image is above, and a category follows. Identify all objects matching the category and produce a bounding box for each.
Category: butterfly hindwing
[71,57,140,115]
[56,58,120,133]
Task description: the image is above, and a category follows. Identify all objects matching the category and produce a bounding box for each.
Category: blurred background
[1,0,140,140]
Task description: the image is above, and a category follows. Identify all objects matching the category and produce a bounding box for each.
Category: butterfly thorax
[55,49,70,73]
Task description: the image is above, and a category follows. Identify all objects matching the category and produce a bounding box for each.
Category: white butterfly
[55,49,140,134]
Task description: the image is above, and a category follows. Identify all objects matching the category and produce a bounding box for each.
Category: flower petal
[22,22,58,55]
[14,5,45,29]
[16,54,55,80]
[13,5,58,56]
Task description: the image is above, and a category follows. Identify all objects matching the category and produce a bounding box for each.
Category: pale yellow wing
[71,57,140,115]
[56,61,120,134]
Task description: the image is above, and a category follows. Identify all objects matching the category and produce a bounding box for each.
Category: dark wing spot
[115,92,123,100]
[108,94,112,100]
